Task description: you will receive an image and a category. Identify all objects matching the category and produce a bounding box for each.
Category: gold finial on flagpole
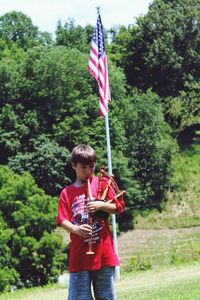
[96,6,100,15]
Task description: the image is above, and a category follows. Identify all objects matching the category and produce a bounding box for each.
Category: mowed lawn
[117,264,200,300]
[1,264,200,300]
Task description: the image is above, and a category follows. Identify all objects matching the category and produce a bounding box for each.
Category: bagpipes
[86,166,126,255]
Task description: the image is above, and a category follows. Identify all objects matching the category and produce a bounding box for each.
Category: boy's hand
[87,200,117,215]
[74,224,92,238]
[86,200,105,213]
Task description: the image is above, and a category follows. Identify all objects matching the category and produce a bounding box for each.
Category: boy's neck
[73,178,87,187]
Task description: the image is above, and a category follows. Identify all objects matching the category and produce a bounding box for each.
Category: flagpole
[105,113,120,280]
[97,6,120,281]
[88,7,120,280]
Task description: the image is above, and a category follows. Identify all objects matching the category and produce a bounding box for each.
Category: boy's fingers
[82,224,92,232]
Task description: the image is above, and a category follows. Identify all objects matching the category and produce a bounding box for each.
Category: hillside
[117,144,200,272]
[133,143,200,230]
[118,227,200,271]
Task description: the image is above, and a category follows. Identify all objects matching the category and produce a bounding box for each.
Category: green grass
[1,264,200,300]
[118,227,200,272]
[0,284,66,300]
[117,264,200,300]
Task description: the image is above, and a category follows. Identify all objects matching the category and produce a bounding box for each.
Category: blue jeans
[68,267,116,300]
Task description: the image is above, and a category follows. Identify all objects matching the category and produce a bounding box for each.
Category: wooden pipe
[86,178,94,255]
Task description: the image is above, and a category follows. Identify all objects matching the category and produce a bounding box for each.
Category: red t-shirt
[56,176,124,272]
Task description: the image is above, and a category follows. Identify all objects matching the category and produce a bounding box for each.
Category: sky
[0,0,152,34]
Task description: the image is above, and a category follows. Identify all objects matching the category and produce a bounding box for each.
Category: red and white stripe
[88,36,111,117]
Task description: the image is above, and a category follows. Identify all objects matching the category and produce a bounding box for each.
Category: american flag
[88,14,111,117]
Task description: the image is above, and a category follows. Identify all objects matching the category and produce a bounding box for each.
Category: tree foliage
[55,18,93,52]
[0,11,49,50]
[164,76,200,137]
[114,0,200,97]
[0,166,67,293]
[0,37,132,197]
[8,135,71,195]
[108,0,200,142]
[123,89,176,207]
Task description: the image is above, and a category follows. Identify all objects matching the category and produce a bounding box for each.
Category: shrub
[125,255,152,273]
[0,165,67,292]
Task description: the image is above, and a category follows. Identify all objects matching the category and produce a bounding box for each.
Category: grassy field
[117,264,200,300]
[0,264,200,300]
[118,227,200,271]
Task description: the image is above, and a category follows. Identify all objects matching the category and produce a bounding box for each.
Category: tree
[21,46,92,124]
[8,135,71,196]
[119,0,200,97]
[0,166,67,292]
[0,219,19,293]
[108,25,133,69]
[163,76,200,145]
[0,104,40,163]
[124,89,176,207]
[0,40,130,196]
[55,19,92,52]
[0,11,40,50]
[0,44,26,105]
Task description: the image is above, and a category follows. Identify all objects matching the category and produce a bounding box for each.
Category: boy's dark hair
[71,144,96,165]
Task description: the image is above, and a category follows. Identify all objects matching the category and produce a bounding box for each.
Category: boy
[56,144,125,300]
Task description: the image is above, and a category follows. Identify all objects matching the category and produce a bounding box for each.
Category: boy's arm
[61,220,92,237]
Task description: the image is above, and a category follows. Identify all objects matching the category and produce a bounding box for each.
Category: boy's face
[72,162,95,182]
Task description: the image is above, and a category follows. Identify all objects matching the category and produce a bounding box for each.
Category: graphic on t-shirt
[71,193,105,244]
